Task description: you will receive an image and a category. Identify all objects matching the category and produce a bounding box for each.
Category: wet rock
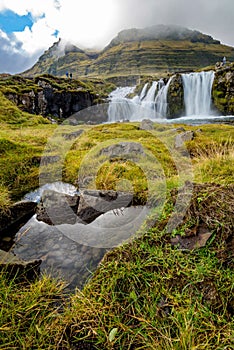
[174,131,194,148]
[139,119,154,130]
[77,190,133,223]
[100,142,146,161]
[0,249,41,282]
[36,189,79,225]
[167,74,185,118]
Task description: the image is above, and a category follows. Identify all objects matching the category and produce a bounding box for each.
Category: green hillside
[22,25,234,81]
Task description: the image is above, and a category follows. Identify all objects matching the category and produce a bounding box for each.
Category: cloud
[0,0,234,74]
[46,0,120,48]
[0,30,39,73]
[14,17,58,54]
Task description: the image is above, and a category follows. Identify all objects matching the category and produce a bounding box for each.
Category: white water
[107,78,172,122]
[107,71,234,124]
[155,77,174,117]
[24,181,78,203]
[182,71,215,116]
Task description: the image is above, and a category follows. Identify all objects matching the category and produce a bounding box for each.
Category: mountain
[23,25,234,82]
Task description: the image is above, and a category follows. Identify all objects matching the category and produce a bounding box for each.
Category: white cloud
[14,18,57,54]
[54,0,119,48]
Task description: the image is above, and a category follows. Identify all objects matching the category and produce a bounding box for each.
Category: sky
[0,0,234,74]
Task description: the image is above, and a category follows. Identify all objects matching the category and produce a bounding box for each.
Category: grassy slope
[0,92,233,348]
[0,92,55,209]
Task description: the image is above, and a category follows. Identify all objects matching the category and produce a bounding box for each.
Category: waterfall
[107,86,138,122]
[182,71,215,116]
[139,83,148,100]
[155,77,173,118]
[108,78,172,122]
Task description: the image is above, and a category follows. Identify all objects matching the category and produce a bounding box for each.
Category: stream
[12,184,149,290]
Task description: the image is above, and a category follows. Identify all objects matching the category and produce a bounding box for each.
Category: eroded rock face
[36,189,133,225]
[212,64,234,115]
[7,88,95,120]
[167,74,185,118]
[61,129,84,140]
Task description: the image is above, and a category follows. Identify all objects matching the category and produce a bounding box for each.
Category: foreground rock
[139,119,154,130]
[36,189,133,225]
[0,249,41,282]
[36,190,79,225]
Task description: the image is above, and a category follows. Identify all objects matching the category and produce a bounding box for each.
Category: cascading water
[155,77,173,118]
[107,86,138,122]
[182,71,215,116]
[107,78,172,122]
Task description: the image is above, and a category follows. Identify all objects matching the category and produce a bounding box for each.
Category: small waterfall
[182,71,215,116]
[108,78,172,122]
[155,77,173,118]
[139,83,149,100]
[107,86,137,122]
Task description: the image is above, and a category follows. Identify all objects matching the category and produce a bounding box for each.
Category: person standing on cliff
[223,56,226,65]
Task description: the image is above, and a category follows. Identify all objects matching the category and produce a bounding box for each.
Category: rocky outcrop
[212,63,234,115]
[139,119,154,130]
[167,74,184,118]
[6,79,95,120]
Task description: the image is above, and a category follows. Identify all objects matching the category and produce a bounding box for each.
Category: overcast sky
[0,0,234,74]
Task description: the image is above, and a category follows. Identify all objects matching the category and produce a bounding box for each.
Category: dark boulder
[36,190,79,225]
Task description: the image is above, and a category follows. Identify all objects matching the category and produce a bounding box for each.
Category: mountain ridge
[22,25,234,82]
